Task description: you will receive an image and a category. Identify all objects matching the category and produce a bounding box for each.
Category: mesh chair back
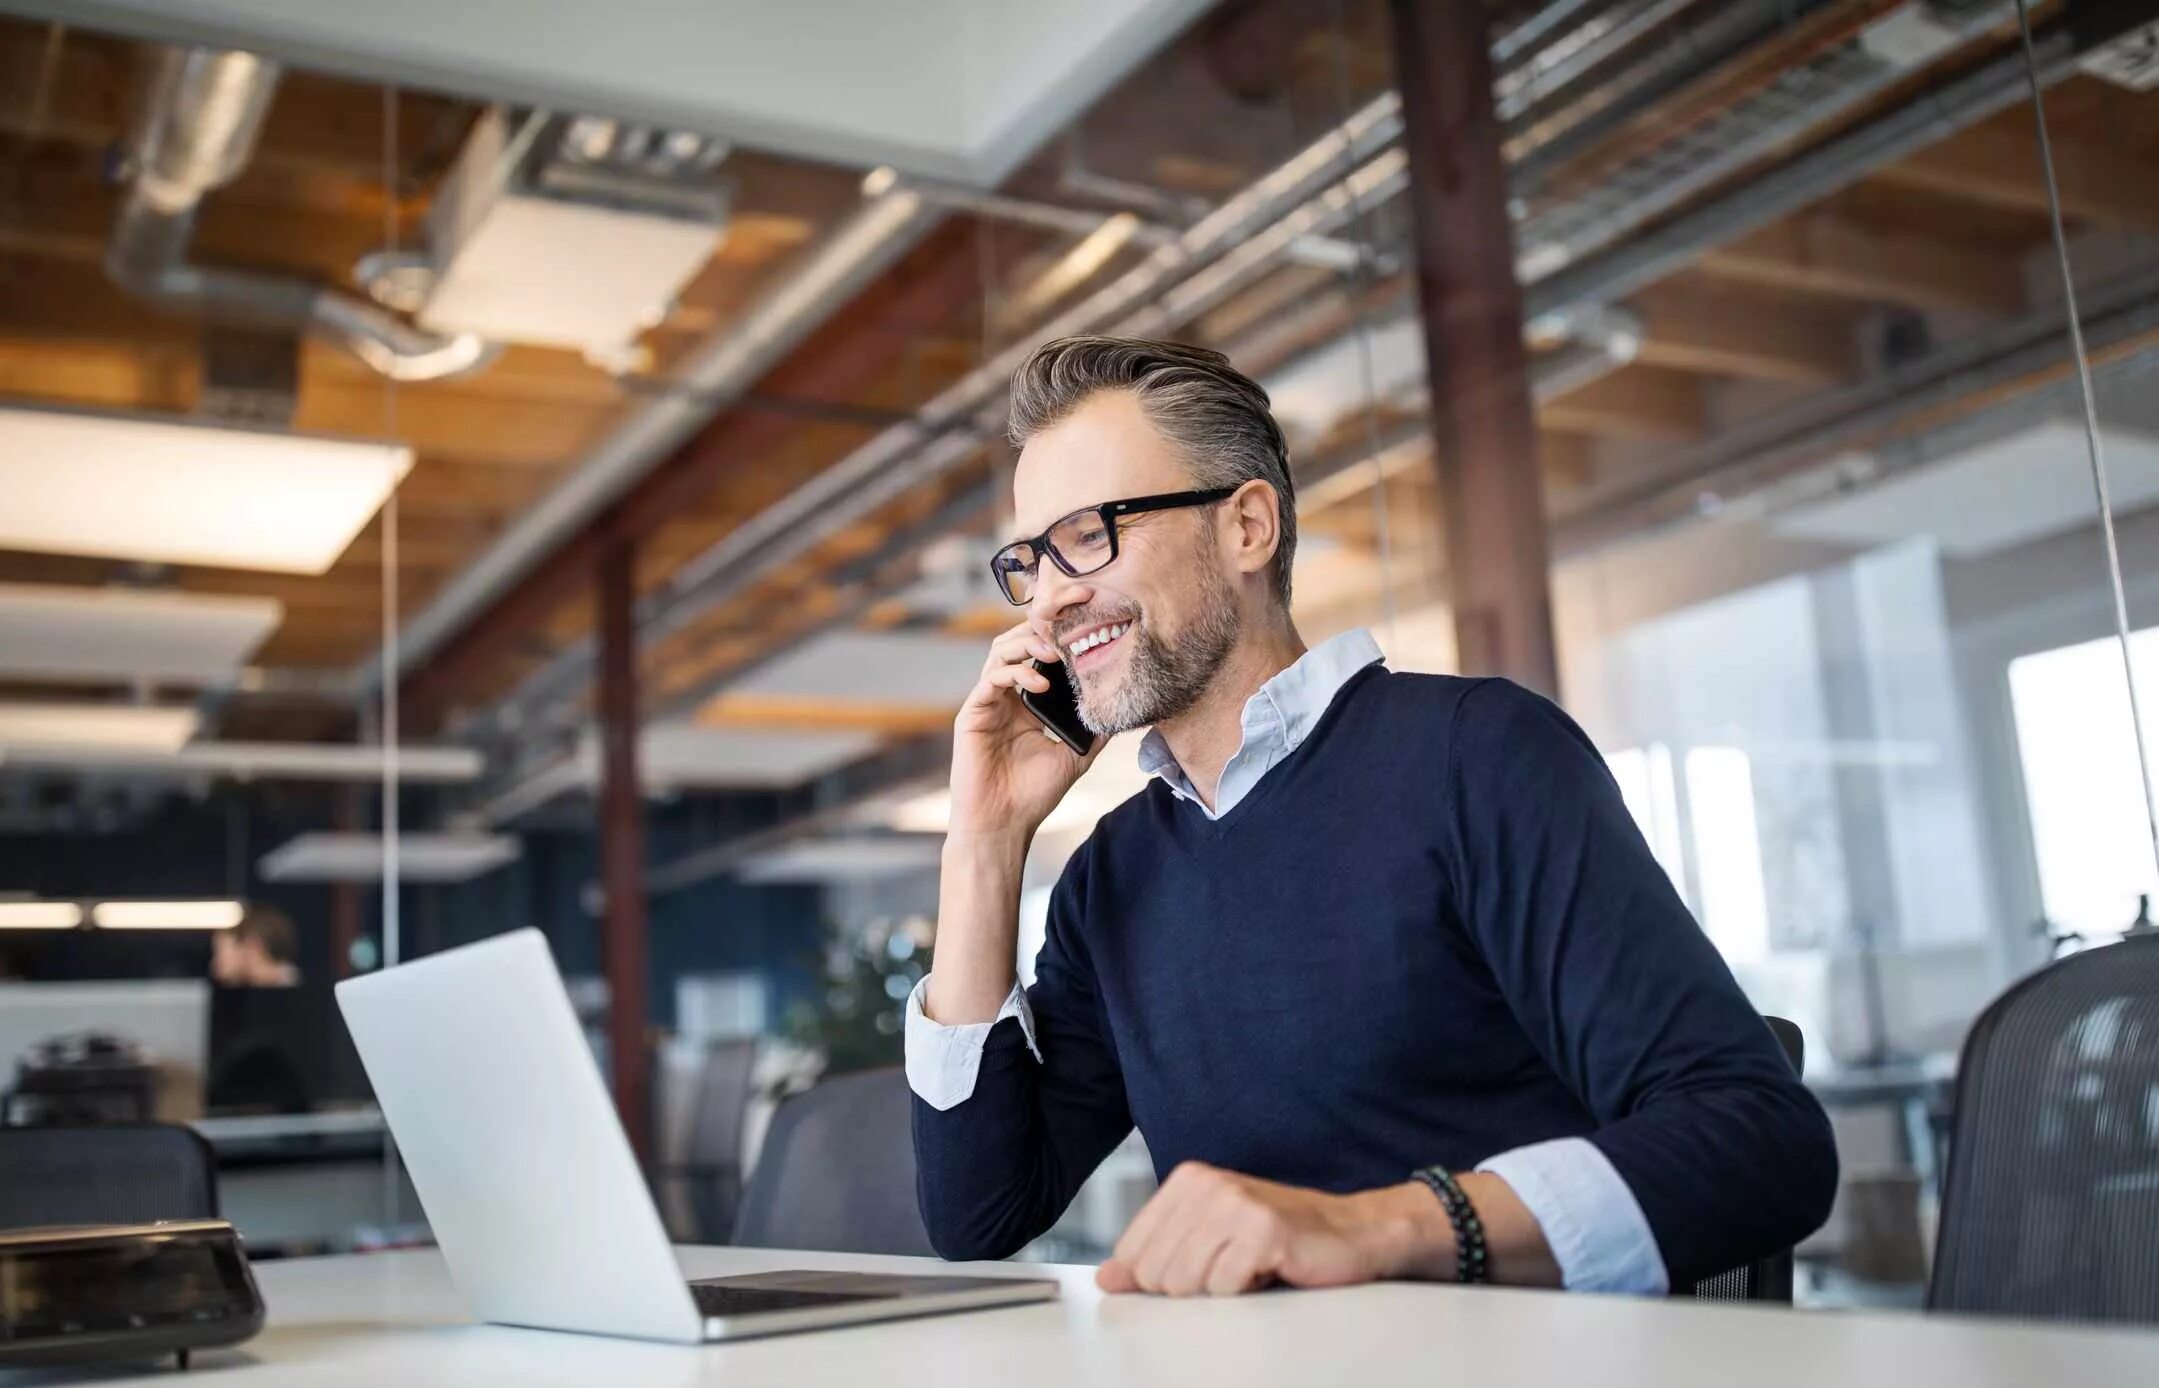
[683,1037,759,1241]
[0,1124,218,1229]
[1691,1015,1804,1303]
[731,1065,933,1256]
[1928,934,2159,1325]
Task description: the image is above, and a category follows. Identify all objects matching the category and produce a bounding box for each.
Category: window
[1605,744,1687,894]
[1687,746,1771,965]
[2008,628,2159,939]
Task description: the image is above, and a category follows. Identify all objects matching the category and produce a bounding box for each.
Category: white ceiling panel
[0,583,282,684]
[631,722,881,789]
[259,831,521,882]
[0,406,411,574]
[40,0,1211,185]
[728,631,986,707]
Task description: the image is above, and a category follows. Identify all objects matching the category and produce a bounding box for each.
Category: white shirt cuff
[1477,1137,1668,1295]
[902,974,1040,1111]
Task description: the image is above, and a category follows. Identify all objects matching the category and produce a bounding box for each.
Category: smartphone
[1019,658,1097,757]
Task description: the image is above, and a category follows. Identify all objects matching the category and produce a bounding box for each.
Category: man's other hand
[1095,1161,1454,1296]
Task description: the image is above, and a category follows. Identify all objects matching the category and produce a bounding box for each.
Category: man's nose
[1029,563,1090,641]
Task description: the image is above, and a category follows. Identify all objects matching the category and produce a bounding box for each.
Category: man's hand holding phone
[949,621,1102,843]
[925,622,1104,1027]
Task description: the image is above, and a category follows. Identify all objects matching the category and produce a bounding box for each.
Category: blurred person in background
[211,906,301,989]
[908,336,1837,1299]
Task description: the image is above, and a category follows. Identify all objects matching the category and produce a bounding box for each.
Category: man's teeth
[1071,622,1130,656]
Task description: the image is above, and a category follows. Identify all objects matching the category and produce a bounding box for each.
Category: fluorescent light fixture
[258,832,521,883]
[91,900,245,930]
[0,703,200,753]
[0,583,283,685]
[0,739,481,783]
[0,901,84,929]
[0,405,412,574]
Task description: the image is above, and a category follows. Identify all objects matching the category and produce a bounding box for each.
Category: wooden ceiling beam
[1539,432,1598,493]
[0,337,198,412]
[1873,124,2159,234]
[1699,215,2025,317]
[1631,285,1859,386]
[1538,365,1705,443]
[694,691,956,736]
[291,384,610,466]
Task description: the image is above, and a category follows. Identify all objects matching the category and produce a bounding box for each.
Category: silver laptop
[335,928,1055,1344]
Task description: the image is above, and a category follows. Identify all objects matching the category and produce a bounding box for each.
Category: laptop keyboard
[690,1282,895,1318]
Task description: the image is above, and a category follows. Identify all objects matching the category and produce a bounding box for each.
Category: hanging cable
[2012,0,2159,886]
[1327,0,1399,646]
[378,84,403,970]
[377,79,406,1229]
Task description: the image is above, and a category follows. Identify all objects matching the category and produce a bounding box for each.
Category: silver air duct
[107,47,490,382]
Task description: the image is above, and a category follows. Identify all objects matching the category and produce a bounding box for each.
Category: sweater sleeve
[910,838,1134,1261]
[1444,679,1839,1289]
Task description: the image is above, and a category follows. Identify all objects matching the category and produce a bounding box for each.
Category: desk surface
[40,1245,2159,1386]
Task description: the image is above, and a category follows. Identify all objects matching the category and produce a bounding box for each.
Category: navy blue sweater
[911,669,1838,1287]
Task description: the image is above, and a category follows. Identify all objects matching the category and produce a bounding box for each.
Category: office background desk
[32,1245,2159,1386]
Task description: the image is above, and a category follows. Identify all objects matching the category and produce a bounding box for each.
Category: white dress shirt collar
[1136,627,1386,819]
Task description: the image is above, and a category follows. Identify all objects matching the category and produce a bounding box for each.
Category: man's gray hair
[1008,336,1297,606]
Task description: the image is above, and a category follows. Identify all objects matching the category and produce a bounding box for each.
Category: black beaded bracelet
[1412,1166,1489,1284]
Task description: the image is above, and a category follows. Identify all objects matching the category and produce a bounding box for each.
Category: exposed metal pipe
[1532,306,1645,401]
[1513,0,2027,288]
[878,168,1371,273]
[1522,0,2155,329]
[1554,259,2159,556]
[1494,0,1708,123]
[1508,0,1830,193]
[109,47,488,382]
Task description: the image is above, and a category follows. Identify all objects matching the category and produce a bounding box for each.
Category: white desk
[44,1246,2159,1386]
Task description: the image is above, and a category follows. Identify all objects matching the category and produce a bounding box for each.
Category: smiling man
[906,336,1837,1297]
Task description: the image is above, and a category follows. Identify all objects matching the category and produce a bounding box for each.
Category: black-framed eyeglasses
[988,487,1237,606]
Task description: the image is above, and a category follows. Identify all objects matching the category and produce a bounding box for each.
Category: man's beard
[1074,563,1241,736]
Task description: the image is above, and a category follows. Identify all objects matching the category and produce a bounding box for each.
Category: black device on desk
[4,1033,157,1126]
[207,983,371,1115]
[0,1220,264,1369]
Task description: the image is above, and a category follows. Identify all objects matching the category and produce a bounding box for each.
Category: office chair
[1690,1015,1804,1304]
[1928,933,2159,1325]
[0,1123,219,1229]
[731,1065,935,1257]
[651,1037,760,1243]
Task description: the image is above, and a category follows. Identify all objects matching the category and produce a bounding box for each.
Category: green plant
[783,914,934,1075]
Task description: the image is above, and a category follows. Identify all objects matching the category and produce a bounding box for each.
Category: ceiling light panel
[0,703,200,752]
[0,406,412,574]
[92,900,244,930]
[0,902,84,930]
[0,583,283,684]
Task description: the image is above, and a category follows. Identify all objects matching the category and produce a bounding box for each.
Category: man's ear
[1224,479,1281,579]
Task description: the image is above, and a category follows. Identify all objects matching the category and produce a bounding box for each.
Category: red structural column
[1391,0,1561,696]
[596,539,652,1158]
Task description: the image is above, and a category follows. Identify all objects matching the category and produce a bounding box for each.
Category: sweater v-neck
[1157,661,1386,838]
